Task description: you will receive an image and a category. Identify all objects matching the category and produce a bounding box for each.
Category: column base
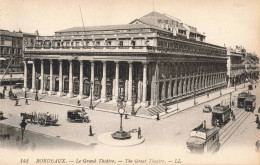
[67,93,74,98]
[38,90,47,94]
[126,100,132,106]
[101,97,107,103]
[78,94,86,99]
[141,101,148,108]
[56,92,64,97]
[30,88,36,93]
[22,88,29,92]
[48,90,55,95]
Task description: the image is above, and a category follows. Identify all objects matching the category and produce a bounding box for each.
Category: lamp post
[131,96,136,116]
[111,98,130,140]
[176,97,179,110]
[89,81,94,110]
[220,87,222,96]
[10,73,12,92]
[194,86,196,105]
[229,92,232,107]
[234,78,237,90]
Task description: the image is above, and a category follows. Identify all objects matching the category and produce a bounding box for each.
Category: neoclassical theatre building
[23,12,227,107]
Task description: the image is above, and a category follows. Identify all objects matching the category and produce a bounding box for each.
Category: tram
[211,104,231,127]
[244,95,256,112]
[237,92,249,108]
[186,121,220,153]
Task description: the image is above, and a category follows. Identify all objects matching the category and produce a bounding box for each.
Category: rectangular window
[131,41,136,46]
[119,41,123,47]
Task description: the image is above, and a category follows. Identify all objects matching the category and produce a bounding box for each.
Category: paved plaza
[0,82,259,163]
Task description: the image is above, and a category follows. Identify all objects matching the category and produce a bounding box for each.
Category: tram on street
[211,104,231,127]
[237,92,249,108]
[244,95,256,112]
[186,121,220,153]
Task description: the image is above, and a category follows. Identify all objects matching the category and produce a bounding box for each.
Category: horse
[20,113,36,124]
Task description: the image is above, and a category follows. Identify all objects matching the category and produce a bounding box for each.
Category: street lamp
[131,96,136,116]
[220,88,222,96]
[89,81,94,110]
[176,97,179,110]
[229,92,232,107]
[234,78,237,90]
[111,99,131,140]
[10,73,12,91]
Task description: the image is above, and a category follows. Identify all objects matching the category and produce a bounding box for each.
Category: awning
[0,57,6,61]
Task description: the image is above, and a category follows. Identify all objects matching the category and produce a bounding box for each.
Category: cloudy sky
[0,0,259,55]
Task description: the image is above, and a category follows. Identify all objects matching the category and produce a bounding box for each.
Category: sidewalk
[14,82,251,120]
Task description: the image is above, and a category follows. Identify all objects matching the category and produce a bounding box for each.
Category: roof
[238,92,249,98]
[56,24,153,33]
[186,136,206,145]
[245,95,256,101]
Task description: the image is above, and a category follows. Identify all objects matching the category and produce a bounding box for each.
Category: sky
[0,0,260,56]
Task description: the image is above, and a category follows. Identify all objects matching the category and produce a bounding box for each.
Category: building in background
[245,52,259,81]
[0,29,38,85]
[226,46,246,87]
[23,11,227,110]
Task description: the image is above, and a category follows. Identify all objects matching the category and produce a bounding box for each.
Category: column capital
[128,61,133,65]
[101,60,106,64]
[49,59,53,64]
[79,60,83,64]
[142,62,148,67]
[40,59,44,63]
[68,59,73,62]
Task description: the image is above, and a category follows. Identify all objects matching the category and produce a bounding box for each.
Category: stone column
[127,62,133,105]
[57,60,63,96]
[90,61,95,97]
[141,62,148,107]
[113,61,119,102]
[173,64,178,96]
[67,60,74,98]
[78,60,85,99]
[168,75,172,98]
[39,60,46,94]
[101,61,107,103]
[178,79,182,95]
[22,61,29,92]
[161,72,166,102]
[30,60,36,93]
[48,60,55,95]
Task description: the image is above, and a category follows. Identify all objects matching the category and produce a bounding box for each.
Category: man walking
[89,125,93,136]
[138,127,141,139]
[15,98,19,106]
[25,98,29,105]
[77,100,81,107]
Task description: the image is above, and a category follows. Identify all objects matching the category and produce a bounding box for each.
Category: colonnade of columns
[23,59,227,107]
[23,59,149,106]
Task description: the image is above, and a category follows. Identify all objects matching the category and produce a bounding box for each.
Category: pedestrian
[164,106,168,113]
[77,100,81,106]
[24,91,27,98]
[89,125,93,136]
[15,99,19,106]
[35,93,38,101]
[207,93,209,98]
[256,115,259,124]
[125,110,128,119]
[255,85,256,88]
[25,98,29,105]
[256,140,260,152]
[3,90,5,98]
[138,127,141,139]
[156,112,160,121]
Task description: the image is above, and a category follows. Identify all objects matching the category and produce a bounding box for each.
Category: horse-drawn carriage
[37,112,59,126]
[21,112,58,126]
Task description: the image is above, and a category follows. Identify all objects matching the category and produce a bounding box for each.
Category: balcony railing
[24,45,225,58]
